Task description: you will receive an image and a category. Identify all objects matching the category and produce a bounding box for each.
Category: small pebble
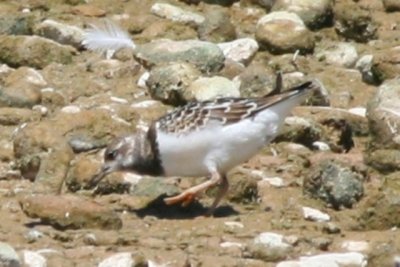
[303,206,330,222]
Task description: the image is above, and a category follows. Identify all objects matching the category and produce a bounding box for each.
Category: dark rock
[237,65,275,97]
[19,194,122,230]
[303,160,364,209]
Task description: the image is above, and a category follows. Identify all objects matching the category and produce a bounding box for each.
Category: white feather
[82,20,135,54]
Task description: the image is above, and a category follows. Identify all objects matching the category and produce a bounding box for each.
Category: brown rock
[19,194,122,230]
[0,35,76,69]
[0,108,41,125]
[71,4,106,17]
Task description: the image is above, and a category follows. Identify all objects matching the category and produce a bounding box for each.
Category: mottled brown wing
[156,81,314,135]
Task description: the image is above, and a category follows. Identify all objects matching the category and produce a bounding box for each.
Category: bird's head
[86,135,138,188]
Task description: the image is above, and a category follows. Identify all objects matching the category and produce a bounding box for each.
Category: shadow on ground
[133,194,239,219]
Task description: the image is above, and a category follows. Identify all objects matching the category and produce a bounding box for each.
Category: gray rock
[383,0,400,12]
[356,55,376,84]
[303,160,364,209]
[0,67,46,108]
[249,232,292,262]
[218,38,259,65]
[334,2,377,43]
[0,15,35,35]
[0,35,76,69]
[272,0,333,29]
[315,42,358,68]
[151,3,205,26]
[34,19,85,49]
[0,242,20,267]
[146,62,201,106]
[25,230,44,243]
[198,7,236,43]
[134,39,225,73]
[367,77,400,151]
[19,194,122,230]
[187,76,240,101]
[256,11,314,54]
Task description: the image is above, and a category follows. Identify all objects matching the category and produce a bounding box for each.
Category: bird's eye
[105,150,117,160]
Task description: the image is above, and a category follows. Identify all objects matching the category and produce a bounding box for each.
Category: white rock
[23,250,46,267]
[348,107,366,117]
[32,105,48,115]
[98,252,133,267]
[189,76,240,101]
[257,176,285,188]
[312,141,331,151]
[285,116,312,127]
[277,260,339,267]
[257,11,306,29]
[254,232,291,250]
[151,3,205,25]
[110,96,128,104]
[355,55,373,72]
[0,242,20,267]
[217,38,258,65]
[131,100,159,108]
[224,221,244,229]
[0,64,14,75]
[341,241,369,252]
[61,105,81,114]
[220,242,243,248]
[302,206,330,222]
[316,42,358,68]
[137,71,150,88]
[35,19,85,48]
[123,173,143,185]
[301,252,367,267]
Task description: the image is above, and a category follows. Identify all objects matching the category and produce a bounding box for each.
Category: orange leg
[164,172,229,216]
[164,172,220,206]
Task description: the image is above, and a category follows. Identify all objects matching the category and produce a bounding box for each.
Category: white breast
[156,107,284,177]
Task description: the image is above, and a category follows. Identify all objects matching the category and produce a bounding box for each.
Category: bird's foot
[164,191,197,207]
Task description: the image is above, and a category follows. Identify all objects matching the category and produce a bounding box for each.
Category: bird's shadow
[132,194,239,219]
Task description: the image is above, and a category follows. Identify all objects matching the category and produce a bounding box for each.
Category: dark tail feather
[265,71,283,97]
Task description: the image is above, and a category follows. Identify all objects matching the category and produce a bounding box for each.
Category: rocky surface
[0,0,398,266]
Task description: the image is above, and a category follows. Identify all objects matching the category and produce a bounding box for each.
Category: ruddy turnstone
[87,75,320,215]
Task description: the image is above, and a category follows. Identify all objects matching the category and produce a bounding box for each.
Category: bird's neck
[133,125,164,176]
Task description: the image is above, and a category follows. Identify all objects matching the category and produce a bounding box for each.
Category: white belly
[157,109,282,177]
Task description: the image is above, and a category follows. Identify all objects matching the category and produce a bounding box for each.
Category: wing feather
[156,80,316,135]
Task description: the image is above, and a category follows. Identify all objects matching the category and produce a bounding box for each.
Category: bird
[87,73,320,216]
